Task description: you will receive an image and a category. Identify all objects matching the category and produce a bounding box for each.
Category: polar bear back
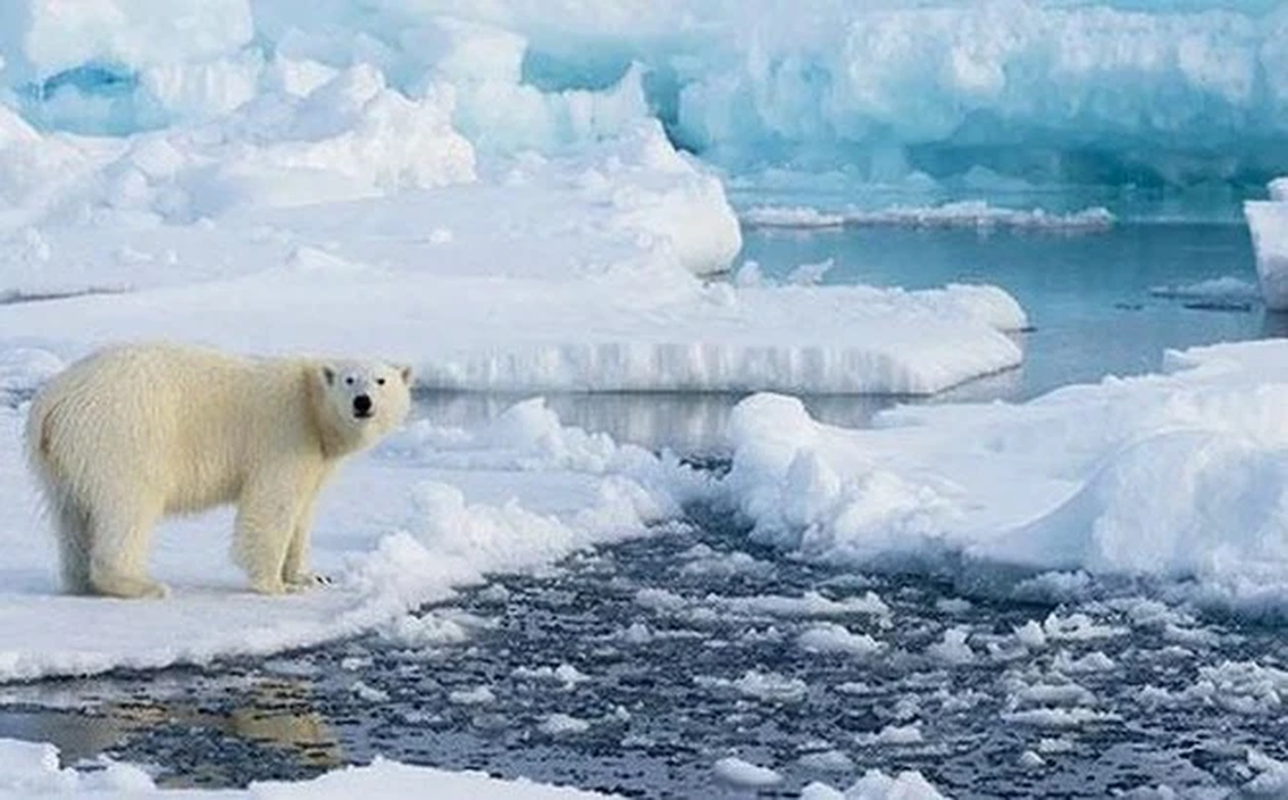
[31,343,326,516]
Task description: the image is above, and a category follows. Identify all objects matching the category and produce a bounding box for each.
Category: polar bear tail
[25,392,94,594]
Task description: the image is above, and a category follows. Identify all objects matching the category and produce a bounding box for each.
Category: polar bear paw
[284,572,335,592]
[90,570,171,600]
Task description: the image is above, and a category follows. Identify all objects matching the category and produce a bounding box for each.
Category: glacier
[1,0,1285,212]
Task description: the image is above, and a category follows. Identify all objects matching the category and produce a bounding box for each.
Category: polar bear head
[315,359,413,454]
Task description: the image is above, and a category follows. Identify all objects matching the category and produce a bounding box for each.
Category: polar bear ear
[321,366,336,386]
[398,364,413,386]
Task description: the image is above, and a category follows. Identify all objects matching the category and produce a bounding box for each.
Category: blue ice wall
[4,0,1286,193]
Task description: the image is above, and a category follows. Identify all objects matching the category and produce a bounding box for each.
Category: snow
[0,737,618,798]
[716,339,1288,612]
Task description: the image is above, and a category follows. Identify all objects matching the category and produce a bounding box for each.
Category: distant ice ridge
[1,276,1025,395]
[1,2,1284,197]
[1148,276,1260,304]
[715,338,1288,612]
[742,202,1115,231]
[1245,177,1288,310]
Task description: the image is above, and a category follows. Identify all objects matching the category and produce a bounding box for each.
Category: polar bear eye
[345,376,355,386]
[376,378,386,386]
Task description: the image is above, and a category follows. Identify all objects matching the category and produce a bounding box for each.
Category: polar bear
[25,342,412,599]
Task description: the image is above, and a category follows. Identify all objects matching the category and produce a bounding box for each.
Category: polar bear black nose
[353,395,373,416]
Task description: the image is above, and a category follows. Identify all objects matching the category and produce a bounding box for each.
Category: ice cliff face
[3,1,1286,194]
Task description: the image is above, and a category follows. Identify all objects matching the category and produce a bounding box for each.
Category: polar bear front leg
[282,502,332,591]
[235,470,307,595]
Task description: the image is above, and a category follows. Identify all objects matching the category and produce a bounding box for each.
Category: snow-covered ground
[719,339,1288,612]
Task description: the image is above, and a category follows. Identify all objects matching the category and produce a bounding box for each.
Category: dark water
[5,516,1288,797]
[2,222,1283,797]
[418,223,1271,456]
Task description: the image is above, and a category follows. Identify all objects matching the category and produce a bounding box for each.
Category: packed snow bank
[1246,200,1288,310]
[717,338,1288,610]
[0,737,617,798]
[742,203,1115,232]
[0,397,693,682]
[0,277,1024,395]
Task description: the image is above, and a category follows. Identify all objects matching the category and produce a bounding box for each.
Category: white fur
[25,342,412,599]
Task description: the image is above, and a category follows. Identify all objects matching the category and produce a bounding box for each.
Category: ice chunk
[538,713,591,735]
[1245,201,1288,310]
[743,203,1115,232]
[799,623,885,657]
[712,757,782,788]
[926,626,975,664]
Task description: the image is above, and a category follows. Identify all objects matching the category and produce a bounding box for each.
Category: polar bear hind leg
[49,493,93,594]
[87,500,169,599]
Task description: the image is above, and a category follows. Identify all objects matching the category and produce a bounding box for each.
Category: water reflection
[413,389,909,455]
[0,677,341,783]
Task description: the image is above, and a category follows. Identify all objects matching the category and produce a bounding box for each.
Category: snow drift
[717,338,1288,611]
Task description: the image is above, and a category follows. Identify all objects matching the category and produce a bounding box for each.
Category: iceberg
[1245,194,1288,310]
[0,1,1283,202]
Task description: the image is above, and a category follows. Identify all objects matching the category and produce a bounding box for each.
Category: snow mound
[715,339,1288,611]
